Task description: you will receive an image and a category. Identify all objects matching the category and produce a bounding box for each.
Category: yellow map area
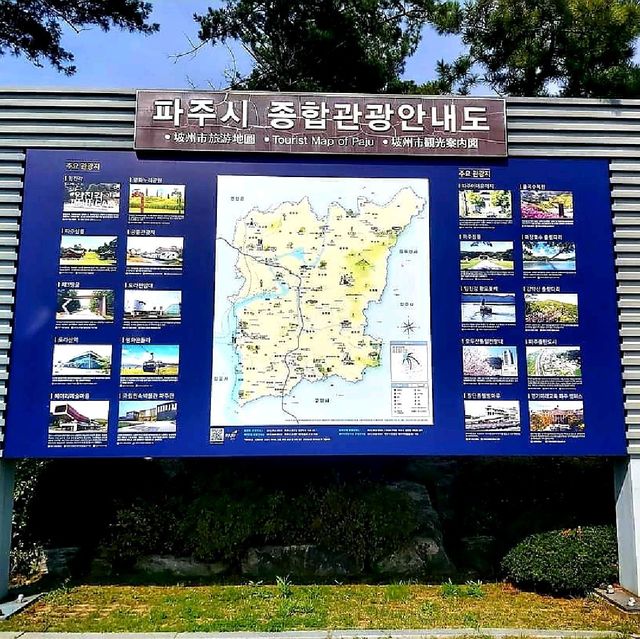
[230,187,425,405]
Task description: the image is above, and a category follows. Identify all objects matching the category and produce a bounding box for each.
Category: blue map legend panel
[3,150,625,457]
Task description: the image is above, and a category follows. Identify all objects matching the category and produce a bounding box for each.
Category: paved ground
[0,630,626,639]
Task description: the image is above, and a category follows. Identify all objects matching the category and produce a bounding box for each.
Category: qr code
[209,427,225,444]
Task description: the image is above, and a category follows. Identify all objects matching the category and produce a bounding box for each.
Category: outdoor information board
[3,149,625,457]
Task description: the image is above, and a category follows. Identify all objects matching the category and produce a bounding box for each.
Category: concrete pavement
[0,630,627,639]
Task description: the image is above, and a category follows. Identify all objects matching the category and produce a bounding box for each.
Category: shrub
[101,499,181,569]
[11,460,48,578]
[180,493,263,562]
[99,479,423,573]
[313,483,419,569]
[501,525,617,595]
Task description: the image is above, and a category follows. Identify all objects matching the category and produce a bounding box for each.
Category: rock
[387,480,443,538]
[41,547,80,577]
[375,535,454,578]
[134,555,228,578]
[242,544,357,579]
[374,481,455,578]
[459,535,498,577]
[88,555,112,580]
[405,460,459,523]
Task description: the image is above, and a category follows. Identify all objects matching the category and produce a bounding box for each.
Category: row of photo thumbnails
[463,344,580,380]
[461,292,578,325]
[54,289,578,325]
[56,289,181,323]
[52,344,180,379]
[57,235,577,274]
[464,399,584,437]
[49,399,177,437]
[62,181,574,226]
[47,397,584,439]
[60,234,184,270]
[48,342,582,383]
[63,182,186,218]
[459,189,574,223]
[460,239,576,274]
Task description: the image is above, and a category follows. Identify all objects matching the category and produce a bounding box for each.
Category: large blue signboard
[3,149,625,457]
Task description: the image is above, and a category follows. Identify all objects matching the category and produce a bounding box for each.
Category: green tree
[466,191,485,213]
[490,190,511,215]
[435,0,640,97]
[90,290,114,317]
[193,0,454,92]
[104,290,115,315]
[56,289,80,314]
[0,0,158,75]
[97,239,117,261]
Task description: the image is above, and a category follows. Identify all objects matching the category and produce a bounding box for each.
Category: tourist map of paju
[211,176,433,426]
[4,150,626,457]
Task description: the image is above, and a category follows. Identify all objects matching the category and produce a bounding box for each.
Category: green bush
[312,484,419,569]
[11,460,48,578]
[178,482,420,568]
[102,499,181,569]
[99,479,422,572]
[501,525,618,595]
[181,493,263,562]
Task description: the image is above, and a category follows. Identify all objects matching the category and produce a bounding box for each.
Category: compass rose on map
[402,351,421,370]
[401,318,417,337]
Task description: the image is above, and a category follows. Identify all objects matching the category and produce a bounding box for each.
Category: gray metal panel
[1,88,639,454]
[0,89,135,452]
[506,97,640,454]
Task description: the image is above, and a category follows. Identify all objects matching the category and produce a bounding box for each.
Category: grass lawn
[1,582,638,634]
[460,259,513,270]
[121,365,179,376]
[60,251,115,266]
[525,300,579,324]
[129,197,184,215]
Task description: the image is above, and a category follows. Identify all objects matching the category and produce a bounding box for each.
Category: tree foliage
[5,0,640,99]
[437,0,640,97]
[194,0,455,92]
[56,289,80,314]
[0,0,158,75]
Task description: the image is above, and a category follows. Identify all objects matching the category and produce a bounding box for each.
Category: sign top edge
[135,89,505,103]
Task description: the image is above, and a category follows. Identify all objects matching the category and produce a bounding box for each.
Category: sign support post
[616,457,640,595]
[0,459,14,600]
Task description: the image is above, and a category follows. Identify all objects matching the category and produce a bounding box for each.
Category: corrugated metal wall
[0,89,136,451]
[0,89,638,453]
[507,97,640,455]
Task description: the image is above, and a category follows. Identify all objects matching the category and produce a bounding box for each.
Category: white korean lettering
[431,104,457,132]
[220,100,250,128]
[187,99,216,126]
[268,101,296,130]
[461,106,490,131]
[301,101,329,130]
[364,104,393,132]
[397,103,427,132]
[333,103,362,131]
[152,98,184,126]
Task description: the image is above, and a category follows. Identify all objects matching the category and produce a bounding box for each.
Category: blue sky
[60,234,117,250]
[529,242,576,259]
[119,400,172,413]
[0,0,466,91]
[461,241,513,254]
[121,344,180,366]
[125,290,181,306]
